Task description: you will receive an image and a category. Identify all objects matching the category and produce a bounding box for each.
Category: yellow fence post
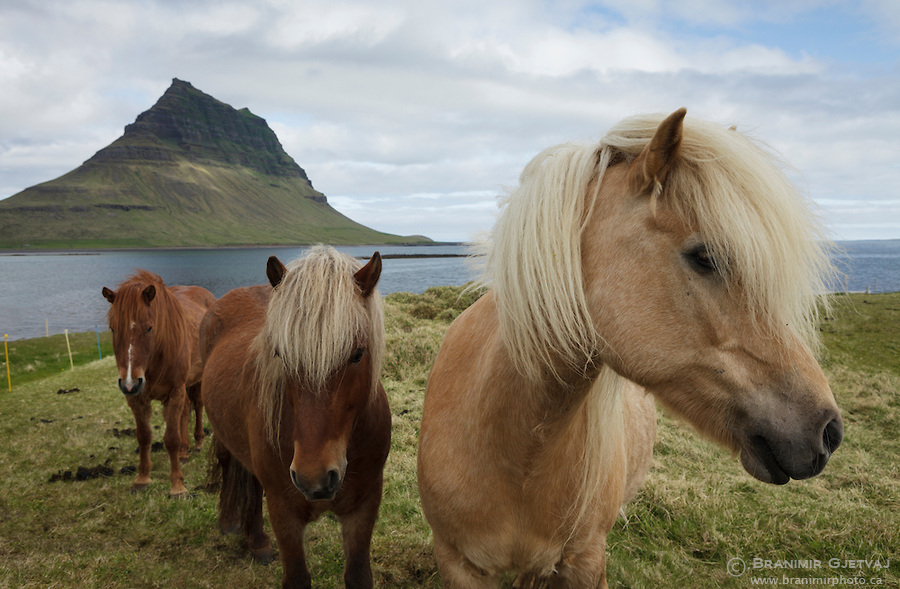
[64,329,74,370]
[4,334,10,392]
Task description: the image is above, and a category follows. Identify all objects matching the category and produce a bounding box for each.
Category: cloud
[1,0,898,241]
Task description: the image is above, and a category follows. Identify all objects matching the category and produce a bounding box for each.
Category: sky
[1,0,899,242]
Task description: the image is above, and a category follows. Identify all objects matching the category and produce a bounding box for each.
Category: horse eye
[350,347,365,364]
[146,326,152,334]
[686,246,718,275]
[273,349,280,358]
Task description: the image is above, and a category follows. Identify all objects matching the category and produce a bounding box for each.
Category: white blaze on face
[125,343,134,389]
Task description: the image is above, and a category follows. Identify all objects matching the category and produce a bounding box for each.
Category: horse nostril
[823,419,843,455]
[325,468,341,493]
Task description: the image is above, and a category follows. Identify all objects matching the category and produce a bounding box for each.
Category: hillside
[0,79,428,249]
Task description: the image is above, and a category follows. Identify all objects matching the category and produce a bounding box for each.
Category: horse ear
[267,256,287,288]
[102,287,116,304]
[354,252,382,298]
[142,285,156,305]
[628,107,686,196]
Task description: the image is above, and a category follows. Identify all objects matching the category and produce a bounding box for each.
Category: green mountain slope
[0,79,428,249]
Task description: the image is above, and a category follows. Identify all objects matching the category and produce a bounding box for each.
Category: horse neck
[485,339,599,459]
[149,288,187,362]
[519,364,629,538]
[474,291,603,442]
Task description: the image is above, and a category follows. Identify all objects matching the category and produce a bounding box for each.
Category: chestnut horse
[102,271,215,496]
[201,246,391,588]
[417,109,844,588]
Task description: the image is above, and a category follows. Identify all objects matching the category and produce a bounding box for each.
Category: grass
[2,330,113,388]
[0,289,897,588]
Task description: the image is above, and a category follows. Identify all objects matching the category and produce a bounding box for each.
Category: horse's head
[102,272,163,397]
[256,247,383,502]
[581,109,842,484]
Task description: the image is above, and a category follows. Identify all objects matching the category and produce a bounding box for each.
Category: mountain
[0,79,429,249]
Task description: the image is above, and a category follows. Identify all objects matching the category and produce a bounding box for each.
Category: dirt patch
[49,459,117,482]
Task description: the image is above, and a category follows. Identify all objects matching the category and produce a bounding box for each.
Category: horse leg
[178,388,191,462]
[243,476,273,565]
[216,446,273,562]
[215,439,240,536]
[544,537,609,589]
[433,535,498,589]
[188,383,205,449]
[338,488,383,589]
[161,387,188,497]
[265,491,312,589]
[127,396,153,492]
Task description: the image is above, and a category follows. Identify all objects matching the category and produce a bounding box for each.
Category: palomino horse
[417,109,844,588]
[201,246,391,588]
[102,271,215,496]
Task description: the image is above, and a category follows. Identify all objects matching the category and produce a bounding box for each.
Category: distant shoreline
[0,242,468,257]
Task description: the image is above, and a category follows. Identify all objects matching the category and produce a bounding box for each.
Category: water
[1,240,898,340]
[0,245,473,340]
[832,240,900,294]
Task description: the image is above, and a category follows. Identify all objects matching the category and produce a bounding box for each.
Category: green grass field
[0,289,896,588]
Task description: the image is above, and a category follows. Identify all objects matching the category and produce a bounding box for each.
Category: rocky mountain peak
[90,78,311,183]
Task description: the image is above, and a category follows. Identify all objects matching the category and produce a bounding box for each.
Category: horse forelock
[602,114,836,352]
[254,246,384,446]
[479,113,835,381]
[107,271,187,360]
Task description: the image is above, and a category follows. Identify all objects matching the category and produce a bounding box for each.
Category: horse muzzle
[118,377,145,397]
[739,414,843,485]
[290,466,343,502]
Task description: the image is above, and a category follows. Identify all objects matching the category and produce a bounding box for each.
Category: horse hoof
[250,546,276,565]
[220,521,240,535]
[169,485,190,498]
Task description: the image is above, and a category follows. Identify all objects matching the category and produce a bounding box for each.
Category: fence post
[4,334,10,392]
[64,329,74,370]
[96,326,103,360]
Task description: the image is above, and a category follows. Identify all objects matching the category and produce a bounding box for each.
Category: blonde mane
[253,246,385,446]
[479,113,835,383]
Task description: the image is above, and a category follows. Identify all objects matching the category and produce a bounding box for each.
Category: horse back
[199,285,271,364]
[169,285,216,386]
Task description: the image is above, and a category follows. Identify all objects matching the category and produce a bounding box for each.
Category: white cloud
[329,190,499,241]
[0,0,898,242]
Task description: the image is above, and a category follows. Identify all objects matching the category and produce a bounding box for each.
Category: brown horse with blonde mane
[102,271,215,496]
[201,246,390,588]
[417,109,844,587]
